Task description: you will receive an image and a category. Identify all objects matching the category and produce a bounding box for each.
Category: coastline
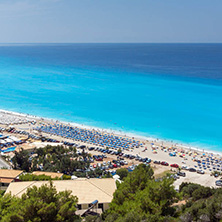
[0,108,221,156]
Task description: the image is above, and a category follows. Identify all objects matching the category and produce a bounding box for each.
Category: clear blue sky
[0,0,221,43]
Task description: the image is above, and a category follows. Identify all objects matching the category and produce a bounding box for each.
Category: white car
[181,165,189,170]
[215,180,222,186]
[197,170,205,174]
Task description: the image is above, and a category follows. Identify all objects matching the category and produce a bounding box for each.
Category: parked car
[120,161,125,166]
[189,168,196,172]
[161,161,169,166]
[215,180,222,186]
[154,160,161,164]
[177,171,186,177]
[146,158,151,163]
[173,174,180,180]
[123,160,128,165]
[181,165,189,170]
[170,164,179,168]
[197,169,205,174]
[170,174,179,180]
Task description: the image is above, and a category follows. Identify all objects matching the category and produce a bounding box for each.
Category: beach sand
[0,109,221,188]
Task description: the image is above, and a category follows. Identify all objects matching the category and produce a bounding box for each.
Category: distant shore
[0,108,221,156]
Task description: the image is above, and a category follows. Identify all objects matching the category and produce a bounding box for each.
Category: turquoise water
[0,44,221,151]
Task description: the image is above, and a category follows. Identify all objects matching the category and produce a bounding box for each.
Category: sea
[0,43,221,152]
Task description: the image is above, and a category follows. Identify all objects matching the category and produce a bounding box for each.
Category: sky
[0,0,221,43]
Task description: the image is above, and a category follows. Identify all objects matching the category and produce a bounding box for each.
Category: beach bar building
[0,169,23,190]
[5,178,116,211]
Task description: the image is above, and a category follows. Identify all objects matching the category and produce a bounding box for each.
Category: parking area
[174,171,219,189]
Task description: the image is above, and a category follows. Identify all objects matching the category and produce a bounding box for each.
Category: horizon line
[0,42,222,44]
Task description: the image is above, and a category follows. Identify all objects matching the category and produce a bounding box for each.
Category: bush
[116,168,128,180]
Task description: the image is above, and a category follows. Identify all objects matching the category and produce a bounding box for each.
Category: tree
[12,148,31,172]
[0,182,80,222]
[104,164,178,221]
[13,145,91,176]
[116,168,128,180]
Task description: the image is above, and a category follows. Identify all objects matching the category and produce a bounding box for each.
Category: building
[0,169,23,190]
[5,178,116,211]
[32,171,63,179]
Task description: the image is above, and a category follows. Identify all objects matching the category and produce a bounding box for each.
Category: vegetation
[12,145,91,175]
[103,164,178,222]
[12,148,31,172]
[99,165,222,222]
[116,168,128,180]
[211,170,221,177]
[12,145,113,179]
[19,173,71,181]
[179,182,215,201]
[10,147,222,221]
[177,182,222,221]
[2,159,222,221]
[0,182,80,222]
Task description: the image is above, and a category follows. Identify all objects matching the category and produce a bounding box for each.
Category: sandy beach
[0,109,221,188]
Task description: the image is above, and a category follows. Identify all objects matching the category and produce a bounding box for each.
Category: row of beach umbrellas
[35,124,142,150]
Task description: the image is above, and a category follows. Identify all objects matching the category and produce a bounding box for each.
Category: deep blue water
[0,44,222,151]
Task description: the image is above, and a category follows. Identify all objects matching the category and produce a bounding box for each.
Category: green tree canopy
[0,182,80,222]
[12,148,31,172]
[104,164,178,222]
[116,168,128,180]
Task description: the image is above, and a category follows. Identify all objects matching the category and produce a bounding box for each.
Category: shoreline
[0,108,221,156]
